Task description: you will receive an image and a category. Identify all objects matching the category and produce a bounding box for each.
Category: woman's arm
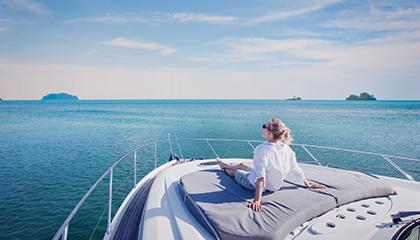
[303,177,327,189]
[248,177,265,212]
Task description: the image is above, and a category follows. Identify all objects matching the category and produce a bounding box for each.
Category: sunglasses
[262,124,268,129]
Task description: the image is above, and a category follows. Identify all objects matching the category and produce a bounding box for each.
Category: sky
[0,0,419,100]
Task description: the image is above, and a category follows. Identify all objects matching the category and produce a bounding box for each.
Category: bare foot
[217,158,228,171]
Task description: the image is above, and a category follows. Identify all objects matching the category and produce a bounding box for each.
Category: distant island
[41,93,79,100]
[346,92,376,100]
[0,97,2,101]
[287,96,302,100]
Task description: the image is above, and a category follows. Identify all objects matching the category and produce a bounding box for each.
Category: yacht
[53,134,420,240]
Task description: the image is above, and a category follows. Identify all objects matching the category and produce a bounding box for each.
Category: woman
[217,118,327,212]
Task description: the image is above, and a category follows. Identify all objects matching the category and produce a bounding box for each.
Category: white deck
[139,159,238,240]
[126,159,420,240]
[290,176,420,240]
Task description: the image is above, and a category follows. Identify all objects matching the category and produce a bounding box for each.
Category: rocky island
[346,92,376,100]
[41,93,79,100]
[287,96,302,100]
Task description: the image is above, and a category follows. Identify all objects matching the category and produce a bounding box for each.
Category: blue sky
[0,0,419,100]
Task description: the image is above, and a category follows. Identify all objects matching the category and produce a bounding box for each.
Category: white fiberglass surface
[140,159,240,240]
[310,197,392,234]
[291,177,420,240]
[139,159,420,240]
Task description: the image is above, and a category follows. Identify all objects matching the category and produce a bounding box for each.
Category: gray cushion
[179,164,395,240]
[180,169,336,240]
[284,164,395,206]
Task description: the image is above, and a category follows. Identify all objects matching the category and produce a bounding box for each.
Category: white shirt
[247,142,305,192]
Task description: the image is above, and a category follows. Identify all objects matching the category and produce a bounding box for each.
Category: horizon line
[1,98,420,101]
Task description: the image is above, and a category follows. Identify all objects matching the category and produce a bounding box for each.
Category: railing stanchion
[206,140,219,158]
[154,142,157,169]
[247,141,255,150]
[107,169,113,235]
[168,133,174,160]
[134,151,137,189]
[382,155,414,181]
[62,225,68,240]
[301,145,322,166]
[172,133,184,160]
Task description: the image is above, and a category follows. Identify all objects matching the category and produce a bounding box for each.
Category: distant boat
[287,96,302,100]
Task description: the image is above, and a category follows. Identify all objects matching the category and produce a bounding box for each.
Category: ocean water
[1,100,419,240]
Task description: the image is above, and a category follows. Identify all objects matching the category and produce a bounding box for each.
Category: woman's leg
[225,168,238,177]
[218,158,255,190]
[217,158,248,172]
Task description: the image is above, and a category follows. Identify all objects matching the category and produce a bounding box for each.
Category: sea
[1,100,419,240]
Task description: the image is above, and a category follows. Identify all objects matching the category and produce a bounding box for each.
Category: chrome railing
[52,139,168,240]
[178,138,418,181]
[53,136,419,240]
[289,143,418,181]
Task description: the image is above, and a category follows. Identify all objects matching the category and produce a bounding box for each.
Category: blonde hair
[266,118,293,144]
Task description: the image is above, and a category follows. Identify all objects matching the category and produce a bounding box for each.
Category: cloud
[209,37,330,62]
[1,0,50,15]
[64,11,237,25]
[102,38,178,55]
[271,30,420,71]
[0,17,13,22]
[295,41,420,70]
[64,14,148,23]
[187,57,214,62]
[84,49,98,55]
[207,33,420,74]
[326,7,420,31]
[218,37,330,53]
[364,30,420,44]
[172,12,237,23]
[251,0,343,23]
[211,52,274,63]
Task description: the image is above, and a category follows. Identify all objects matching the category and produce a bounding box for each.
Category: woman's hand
[303,177,327,189]
[308,182,327,189]
[248,200,263,212]
[249,177,265,212]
